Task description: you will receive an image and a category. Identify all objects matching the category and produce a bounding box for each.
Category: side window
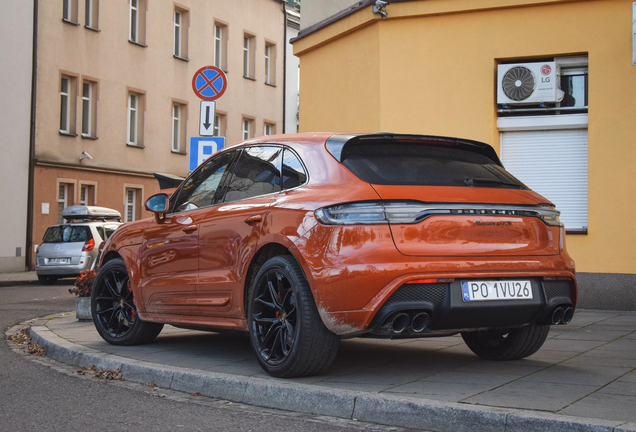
[170,151,238,213]
[282,149,307,189]
[223,146,282,203]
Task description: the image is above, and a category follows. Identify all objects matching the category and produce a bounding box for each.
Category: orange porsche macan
[92,133,577,377]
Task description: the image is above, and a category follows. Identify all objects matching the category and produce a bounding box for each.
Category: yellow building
[294,0,636,310]
[1,0,287,271]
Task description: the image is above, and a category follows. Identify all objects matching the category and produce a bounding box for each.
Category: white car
[35,206,122,285]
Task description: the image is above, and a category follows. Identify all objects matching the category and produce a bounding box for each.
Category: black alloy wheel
[248,256,340,378]
[251,266,298,366]
[91,258,163,345]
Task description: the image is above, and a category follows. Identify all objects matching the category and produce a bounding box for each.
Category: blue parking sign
[189,137,225,171]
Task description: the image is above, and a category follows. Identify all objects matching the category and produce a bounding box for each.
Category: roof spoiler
[325,133,503,166]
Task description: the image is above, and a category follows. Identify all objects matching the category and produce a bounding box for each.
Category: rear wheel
[461,322,550,360]
[247,256,340,378]
[91,258,163,345]
[37,275,58,285]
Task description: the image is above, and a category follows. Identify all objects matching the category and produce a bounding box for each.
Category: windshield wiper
[464,177,522,188]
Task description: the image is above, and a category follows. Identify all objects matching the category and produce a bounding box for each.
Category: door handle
[244,215,262,224]
[182,224,198,233]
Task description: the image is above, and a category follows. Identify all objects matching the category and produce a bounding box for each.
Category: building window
[242,118,253,140]
[79,184,96,206]
[125,188,138,222]
[214,23,228,71]
[213,112,226,137]
[129,0,146,45]
[57,183,75,223]
[85,0,99,29]
[63,0,78,23]
[243,34,256,79]
[81,79,97,138]
[264,122,275,136]
[173,8,189,59]
[171,101,187,153]
[127,91,144,146]
[60,75,77,134]
[265,43,276,85]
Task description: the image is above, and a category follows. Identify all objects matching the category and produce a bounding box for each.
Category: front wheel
[461,322,550,360]
[91,258,163,346]
[247,255,340,378]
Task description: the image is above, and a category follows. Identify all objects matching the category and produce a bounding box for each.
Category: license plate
[48,258,69,264]
[462,280,533,302]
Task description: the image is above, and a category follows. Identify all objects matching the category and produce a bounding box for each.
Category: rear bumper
[294,224,576,336]
[35,259,92,277]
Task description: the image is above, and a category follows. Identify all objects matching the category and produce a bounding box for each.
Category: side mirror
[145,193,169,222]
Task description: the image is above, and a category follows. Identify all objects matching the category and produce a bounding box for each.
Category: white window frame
[242,118,251,140]
[264,123,273,136]
[214,25,223,68]
[85,0,99,29]
[81,81,92,137]
[265,45,271,84]
[127,93,138,145]
[243,36,250,78]
[63,0,78,22]
[125,188,136,222]
[58,184,68,224]
[172,103,181,152]
[60,77,71,133]
[174,10,181,57]
[129,0,139,43]
[213,114,221,137]
[79,185,88,206]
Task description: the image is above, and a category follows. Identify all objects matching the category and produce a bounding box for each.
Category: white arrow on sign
[199,100,216,136]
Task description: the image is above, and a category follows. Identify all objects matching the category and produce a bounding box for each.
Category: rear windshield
[42,226,91,243]
[341,143,527,189]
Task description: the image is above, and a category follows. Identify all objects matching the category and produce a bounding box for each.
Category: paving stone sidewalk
[30,309,636,432]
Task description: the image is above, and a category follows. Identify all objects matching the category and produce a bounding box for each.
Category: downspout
[282,2,287,133]
[26,0,38,271]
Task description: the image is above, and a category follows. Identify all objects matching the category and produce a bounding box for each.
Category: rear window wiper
[464,177,522,188]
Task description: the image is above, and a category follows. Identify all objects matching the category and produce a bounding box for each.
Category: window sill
[85,25,100,32]
[126,143,145,149]
[59,131,78,137]
[243,75,257,81]
[81,135,98,140]
[62,19,80,26]
[128,40,148,48]
[171,150,187,155]
[174,55,189,62]
[265,82,277,87]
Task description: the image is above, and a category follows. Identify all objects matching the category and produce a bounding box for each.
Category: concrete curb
[29,325,636,432]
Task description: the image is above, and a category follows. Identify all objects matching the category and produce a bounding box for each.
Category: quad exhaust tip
[391,313,410,333]
[550,306,574,325]
[411,312,431,333]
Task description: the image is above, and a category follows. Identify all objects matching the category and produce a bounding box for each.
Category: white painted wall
[0,1,33,272]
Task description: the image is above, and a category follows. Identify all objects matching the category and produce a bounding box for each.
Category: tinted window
[42,226,91,243]
[222,146,282,202]
[282,149,307,189]
[170,150,238,213]
[342,143,527,189]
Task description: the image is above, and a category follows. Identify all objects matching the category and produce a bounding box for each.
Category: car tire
[91,258,163,346]
[247,255,340,378]
[461,322,550,360]
[37,275,58,285]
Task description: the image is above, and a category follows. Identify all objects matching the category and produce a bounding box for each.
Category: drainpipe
[282,2,287,133]
[26,0,38,271]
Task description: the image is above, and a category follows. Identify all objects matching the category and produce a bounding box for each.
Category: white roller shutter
[501,129,588,232]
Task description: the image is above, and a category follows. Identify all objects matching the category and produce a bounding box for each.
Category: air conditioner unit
[497,62,565,105]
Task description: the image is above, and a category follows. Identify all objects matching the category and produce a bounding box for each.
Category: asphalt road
[0,281,416,432]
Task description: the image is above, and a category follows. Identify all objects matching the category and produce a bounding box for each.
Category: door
[139,150,239,316]
[197,146,283,318]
